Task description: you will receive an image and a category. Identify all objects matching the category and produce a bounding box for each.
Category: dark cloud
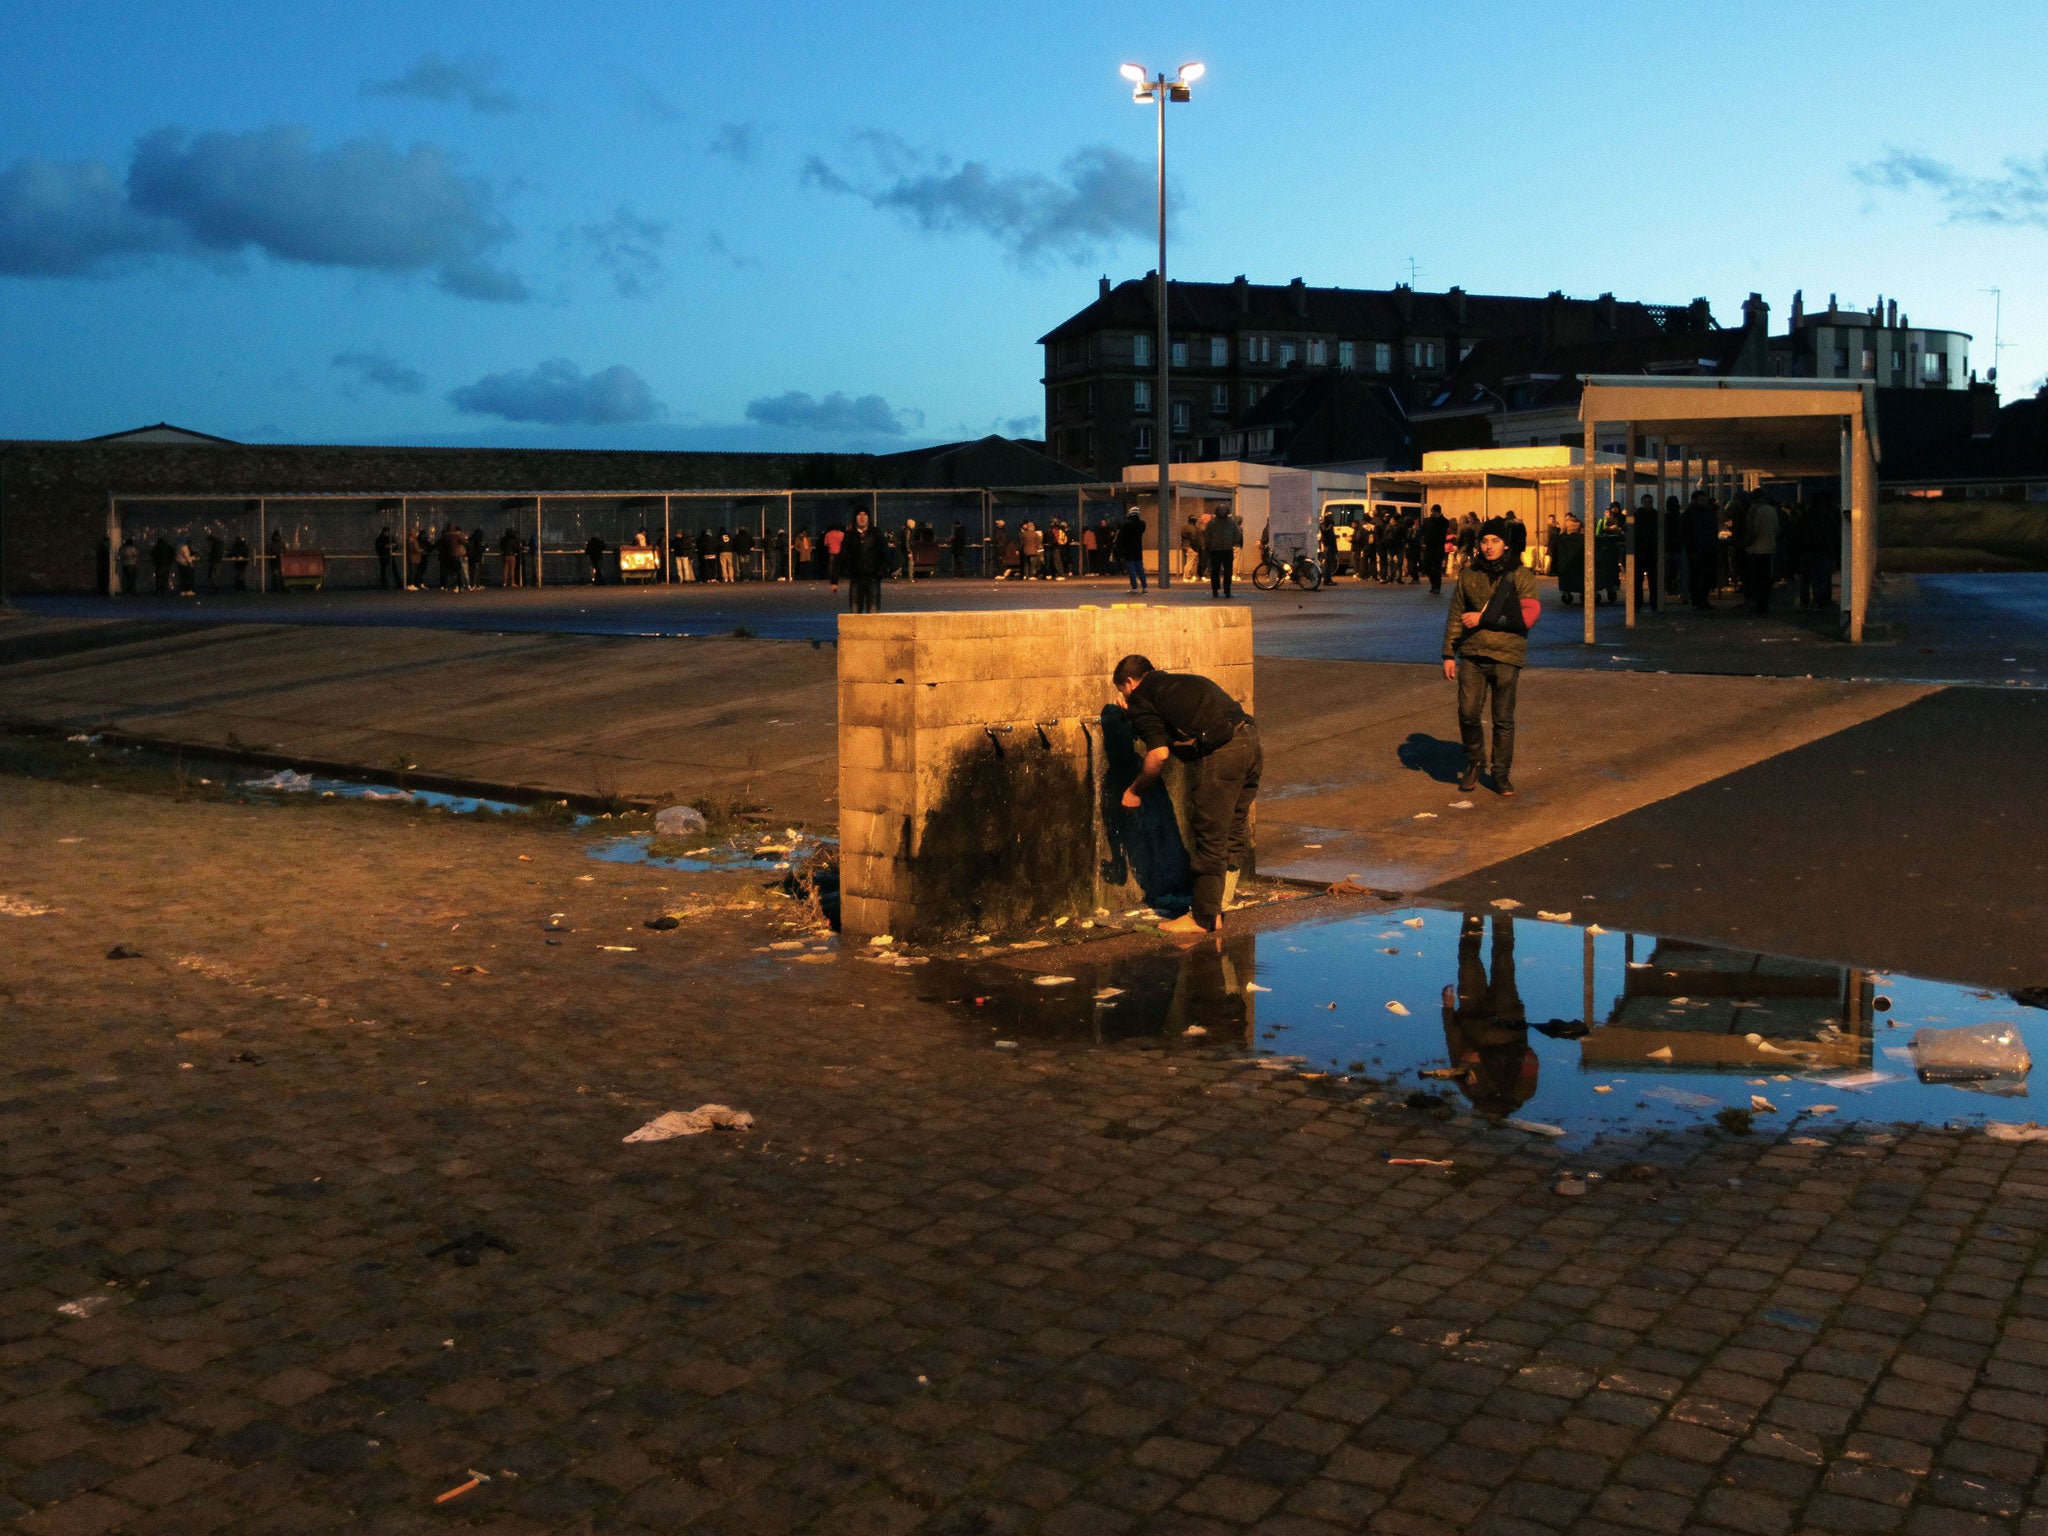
[633,82,687,124]
[362,54,518,114]
[0,157,177,275]
[801,135,1160,266]
[449,359,661,424]
[709,123,762,165]
[1857,147,2048,228]
[332,350,426,394]
[701,231,756,270]
[0,125,525,299]
[996,413,1042,437]
[745,390,914,435]
[582,206,667,296]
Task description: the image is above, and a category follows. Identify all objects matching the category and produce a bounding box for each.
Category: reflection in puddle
[585,831,830,874]
[240,768,528,815]
[942,907,2038,1146]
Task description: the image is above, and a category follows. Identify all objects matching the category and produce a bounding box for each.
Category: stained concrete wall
[838,605,1253,940]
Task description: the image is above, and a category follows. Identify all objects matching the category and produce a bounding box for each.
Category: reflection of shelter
[1581,938,1874,1072]
[1576,377,1881,641]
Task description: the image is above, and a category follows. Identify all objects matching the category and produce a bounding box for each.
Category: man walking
[1113,654,1260,936]
[1444,518,1540,797]
[1422,503,1449,595]
[1683,491,1718,610]
[835,507,891,614]
[1204,506,1242,598]
[1115,508,1148,592]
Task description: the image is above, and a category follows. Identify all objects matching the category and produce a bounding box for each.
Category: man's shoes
[1494,775,1516,797]
[1458,767,1480,793]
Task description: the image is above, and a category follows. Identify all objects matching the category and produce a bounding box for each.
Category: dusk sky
[4,1,2044,453]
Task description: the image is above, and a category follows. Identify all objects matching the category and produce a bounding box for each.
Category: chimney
[1887,298,1898,328]
[1232,274,1249,313]
[1827,293,1838,315]
[1789,289,1804,328]
[1288,276,1307,318]
[1448,285,1467,324]
[1099,274,1111,300]
[1969,379,1999,437]
[1597,292,1617,330]
[1688,297,1712,332]
[1394,282,1413,321]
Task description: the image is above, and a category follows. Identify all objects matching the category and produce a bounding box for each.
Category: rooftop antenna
[1980,287,2008,383]
[1405,256,1424,287]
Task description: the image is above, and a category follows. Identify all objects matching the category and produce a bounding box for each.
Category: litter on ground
[623,1104,755,1142]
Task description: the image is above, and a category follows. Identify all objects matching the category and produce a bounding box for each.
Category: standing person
[1744,494,1779,613]
[1080,519,1098,577]
[443,524,471,591]
[406,526,427,589]
[1114,508,1148,592]
[1049,518,1069,579]
[948,520,967,578]
[1020,521,1044,580]
[732,523,755,580]
[499,526,523,587]
[1113,654,1261,936]
[1796,496,1836,610]
[1179,512,1203,580]
[150,535,174,595]
[173,540,197,594]
[205,531,225,592]
[1444,518,1541,797]
[899,518,918,583]
[583,530,606,585]
[1505,511,1529,570]
[716,528,736,583]
[1204,505,1241,598]
[795,527,814,580]
[1319,512,1339,583]
[117,535,141,594]
[821,520,846,587]
[469,525,486,588]
[835,507,891,614]
[1635,494,1660,611]
[375,527,399,590]
[1683,491,1718,610]
[228,535,250,591]
[770,526,788,581]
[1422,503,1449,595]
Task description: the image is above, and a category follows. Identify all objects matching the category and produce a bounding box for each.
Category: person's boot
[1493,770,1516,797]
[1458,763,1480,793]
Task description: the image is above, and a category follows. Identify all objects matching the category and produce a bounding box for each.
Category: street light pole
[1122,61,1201,590]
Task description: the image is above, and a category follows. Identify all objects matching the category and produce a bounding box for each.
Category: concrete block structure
[838,605,1253,940]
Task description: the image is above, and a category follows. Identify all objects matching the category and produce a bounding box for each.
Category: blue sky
[3,0,2044,451]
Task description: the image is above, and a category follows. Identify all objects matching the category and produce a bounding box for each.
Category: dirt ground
[6,770,2048,1535]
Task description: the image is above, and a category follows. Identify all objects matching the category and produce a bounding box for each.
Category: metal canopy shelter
[1577,376,1880,644]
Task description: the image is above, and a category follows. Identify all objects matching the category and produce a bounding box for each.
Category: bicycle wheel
[1291,558,1323,592]
[1251,560,1283,591]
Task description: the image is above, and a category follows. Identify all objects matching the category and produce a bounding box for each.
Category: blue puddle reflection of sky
[951,907,2041,1148]
[584,831,821,874]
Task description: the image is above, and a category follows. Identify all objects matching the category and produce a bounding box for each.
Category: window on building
[1338,340,1356,370]
[1209,336,1228,367]
[1306,339,1327,367]
[1247,334,1271,364]
[1459,341,1475,361]
[1832,347,1849,374]
[1244,384,1263,409]
[1133,380,1151,411]
[1210,384,1228,412]
[1132,424,1152,458]
[1133,333,1151,367]
[1171,400,1190,432]
[1408,339,1442,370]
[1170,339,1188,368]
[1373,342,1393,373]
[1923,349,1946,384]
[1277,341,1297,367]
[1861,348,1876,378]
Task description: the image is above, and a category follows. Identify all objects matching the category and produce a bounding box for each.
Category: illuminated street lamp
[1121,60,1201,587]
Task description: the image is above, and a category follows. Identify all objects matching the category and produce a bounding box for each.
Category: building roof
[1417,328,1757,417]
[1234,373,1412,467]
[85,422,242,445]
[1880,386,2048,484]
[1038,277,1714,346]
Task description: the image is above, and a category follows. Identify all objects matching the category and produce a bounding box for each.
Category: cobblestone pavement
[5,776,2048,1535]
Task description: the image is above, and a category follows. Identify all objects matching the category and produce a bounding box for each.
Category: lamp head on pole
[1118,62,1147,83]
[1176,61,1204,83]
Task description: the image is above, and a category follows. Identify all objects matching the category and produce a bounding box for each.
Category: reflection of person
[1439,914,1536,1117]
[1113,654,1260,935]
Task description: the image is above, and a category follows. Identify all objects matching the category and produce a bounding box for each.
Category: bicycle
[1252,553,1324,591]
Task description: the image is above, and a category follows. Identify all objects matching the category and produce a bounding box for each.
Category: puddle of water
[239,769,528,816]
[935,907,2041,1148]
[585,831,830,873]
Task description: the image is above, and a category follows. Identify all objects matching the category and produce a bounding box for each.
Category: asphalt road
[1428,686,2048,992]
[18,569,2048,685]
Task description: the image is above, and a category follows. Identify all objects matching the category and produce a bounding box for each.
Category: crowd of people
[1545,489,1838,614]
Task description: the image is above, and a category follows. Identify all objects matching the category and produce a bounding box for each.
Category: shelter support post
[1623,420,1637,629]
[786,494,794,581]
[663,496,672,584]
[257,499,267,593]
[399,498,409,589]
[106,495,119,599]
[1839,421,1853,628]
[1849,407,1874,643]
[1655,438,1667,610]
[534,498,544,588]
[1582,419,1597,644]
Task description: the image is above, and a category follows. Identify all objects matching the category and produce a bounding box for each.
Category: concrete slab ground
[0,621,1929,896]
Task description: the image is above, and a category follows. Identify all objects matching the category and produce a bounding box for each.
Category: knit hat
[1479,518,1512,542]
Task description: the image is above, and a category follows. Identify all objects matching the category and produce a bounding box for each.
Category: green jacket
[1444,559,1540,667]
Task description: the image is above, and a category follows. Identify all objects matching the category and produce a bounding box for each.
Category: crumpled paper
[623,1104,755,1142]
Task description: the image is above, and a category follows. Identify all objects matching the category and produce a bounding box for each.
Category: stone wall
[837,605,1253,940]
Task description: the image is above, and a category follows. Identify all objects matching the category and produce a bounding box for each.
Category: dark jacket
[1203,513,1243,553]
[1113,516,1146,561]
[835,525,892,582]
[1445,555,1541,667]
[1126,670,1250,761]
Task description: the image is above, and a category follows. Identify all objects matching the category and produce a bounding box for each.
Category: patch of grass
[1714,1106,1755,1136]
[731,623,756,639]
